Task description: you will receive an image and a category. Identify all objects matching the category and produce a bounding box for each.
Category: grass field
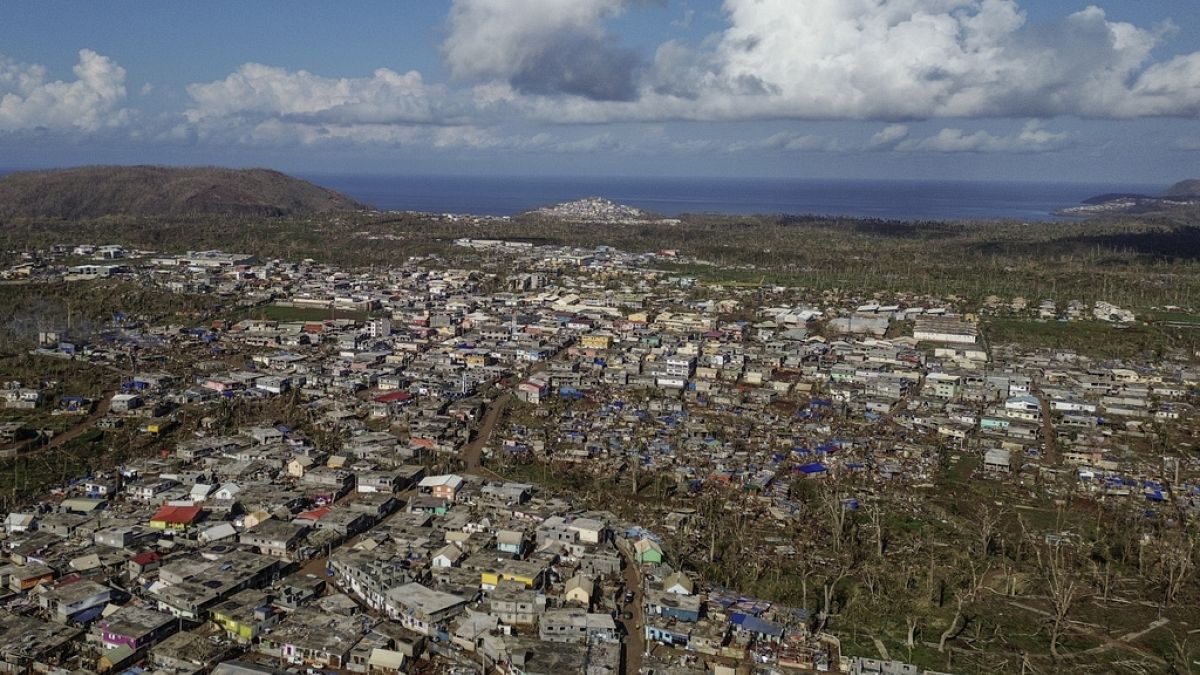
[983,318,1198,359]
[233,304,370,323]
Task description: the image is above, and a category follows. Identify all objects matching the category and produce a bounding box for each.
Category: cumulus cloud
[476,0,1200,123]
[443,0,642,101]
[868,124,911,149]
[169,0,1200,152]
[185,64,456,126]
[728,132,841,153]
[894,122,1073,153]
[0,49,131,133]
[180,63,503,147]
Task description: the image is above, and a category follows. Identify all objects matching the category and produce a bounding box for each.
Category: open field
[231,304,370,323]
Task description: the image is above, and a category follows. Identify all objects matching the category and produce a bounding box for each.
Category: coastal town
[0,230,1197,675]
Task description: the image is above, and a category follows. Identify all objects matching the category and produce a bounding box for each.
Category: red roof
[297,506,331,521]
[131,551,162,566]
[373,391,412,403]
[150,505,203,524]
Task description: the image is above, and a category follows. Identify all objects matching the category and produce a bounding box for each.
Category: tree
[938,555,991,653]
[1033,540,1087,661]
[974,501,1009,558]
[817,481,852,553]
[1152,529,1197,608]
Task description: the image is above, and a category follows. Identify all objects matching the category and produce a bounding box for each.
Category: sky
[1,0,1199,183]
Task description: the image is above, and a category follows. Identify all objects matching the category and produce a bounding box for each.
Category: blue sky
[1,0,1199,183]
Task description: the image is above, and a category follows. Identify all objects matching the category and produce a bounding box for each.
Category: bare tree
[938,557,991,653]
[1153,530,1197,608]
[818,481,851,553]
[975,501,1009,558]
[1034,540,1086,661]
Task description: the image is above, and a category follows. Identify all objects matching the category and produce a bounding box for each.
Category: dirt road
[616,538,646,674]
[460,392,511,478]
[21,390,115,455]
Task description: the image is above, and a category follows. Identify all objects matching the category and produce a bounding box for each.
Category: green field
[983,318,1198,358]
[234,304,370,323]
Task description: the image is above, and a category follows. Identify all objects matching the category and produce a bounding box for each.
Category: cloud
[167,0,1200,153]
[185,63,456,126]
[483,0,1200,123]
[728,132,841,153]
[443,0,642,101]
[868,124,911,149]
[893,122,1073,153]
[0,49,131,133]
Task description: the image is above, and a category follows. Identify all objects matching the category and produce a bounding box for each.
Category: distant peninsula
[0,165,369,219]
[525,196,679,225]
[1060,178,1200,217]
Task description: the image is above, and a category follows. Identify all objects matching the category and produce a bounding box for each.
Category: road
[460,392,511,479]
[616,538,646,675]
[1033,388,1058,464]
[18,390,115,456]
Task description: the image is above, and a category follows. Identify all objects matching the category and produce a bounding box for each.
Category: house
[663,571,695,595]
[245,426,284,445]
[538,609,618,644]
[983,448,1013,475]
[149,505,204,531]
[496,530,526,556]
[480,560,546,590]
[4,513,36,534]
[730,612,785,643]
[488,582,541,626]
[634,537,664,565]
[9,564,56,591]
[127,551,163,578]
[0,615,82,673]
[384,583,468,635]
[127,478,178,502]
[645,589,702,623]
[256,608,365,669]
[211,589,281,643]
[38,579,112,623]
[432,544,465,568]
[562,575,594,606]
[239,520,309,559]
[567,517,606,544]
[199,522,239,544]
[418,474,464,501]
[98,604,177,651]
[109,393,143,413]
[645,616,693,648]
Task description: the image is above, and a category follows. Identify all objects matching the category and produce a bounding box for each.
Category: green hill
[0,165,369,219]
[1162,178,1200,199]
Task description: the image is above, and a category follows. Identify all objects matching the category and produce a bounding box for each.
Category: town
[0,233,1197,675]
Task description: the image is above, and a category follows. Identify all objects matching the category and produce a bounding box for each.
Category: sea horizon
[300,173,1166,221]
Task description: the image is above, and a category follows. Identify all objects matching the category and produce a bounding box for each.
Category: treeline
[4,210,1200,308]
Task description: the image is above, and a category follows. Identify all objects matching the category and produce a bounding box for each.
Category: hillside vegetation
[1163,178,1200,198]
[0,165,368,219]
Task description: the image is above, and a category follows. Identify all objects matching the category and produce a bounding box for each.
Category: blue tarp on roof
[71,605,106,624]
[730,613,784,637]
[796,463,828,474]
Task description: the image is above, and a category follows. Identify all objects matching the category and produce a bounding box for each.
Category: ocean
[303,174,1163,221]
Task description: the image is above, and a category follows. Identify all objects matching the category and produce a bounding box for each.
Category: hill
[1163,178,1200,198]
[1062,178,1200,217]
[0,165,369,219]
